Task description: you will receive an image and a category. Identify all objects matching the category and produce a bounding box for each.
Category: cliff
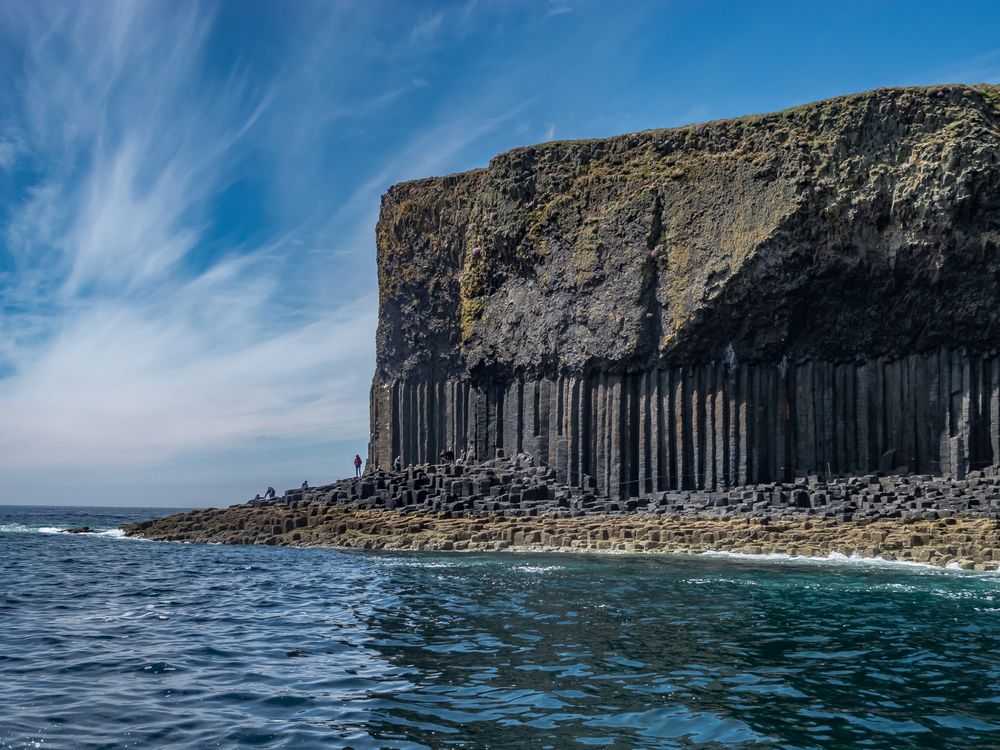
[369,85,1000,496]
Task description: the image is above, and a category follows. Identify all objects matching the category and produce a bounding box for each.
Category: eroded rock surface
[376,85,1000,375]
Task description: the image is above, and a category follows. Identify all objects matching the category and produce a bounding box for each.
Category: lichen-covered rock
[376,85,1000,378]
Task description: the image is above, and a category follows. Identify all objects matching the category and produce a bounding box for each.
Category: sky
[1,0,999,506]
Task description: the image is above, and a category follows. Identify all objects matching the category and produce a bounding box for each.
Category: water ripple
[1,505,999,749]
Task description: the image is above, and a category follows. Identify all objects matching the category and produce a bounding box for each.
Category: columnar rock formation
[369,85,1000,497]
[125,458,1000,569]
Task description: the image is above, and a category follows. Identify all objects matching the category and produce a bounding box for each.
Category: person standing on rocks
[354,454,363,477]
[393,455,402,472]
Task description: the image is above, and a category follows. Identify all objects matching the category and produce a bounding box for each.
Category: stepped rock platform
[125,456,1000,569]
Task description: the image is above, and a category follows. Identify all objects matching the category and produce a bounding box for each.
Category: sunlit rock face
[369,85,1000,496]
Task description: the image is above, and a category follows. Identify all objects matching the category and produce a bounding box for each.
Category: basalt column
[370,351,997,497]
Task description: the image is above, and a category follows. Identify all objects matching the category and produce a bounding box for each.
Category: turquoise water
[1,506,998,749]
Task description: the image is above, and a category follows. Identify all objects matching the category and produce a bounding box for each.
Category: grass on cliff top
[976,83,1000,114]
[385,84,998,194]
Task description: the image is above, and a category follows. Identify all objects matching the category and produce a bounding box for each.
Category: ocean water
[1,506,998,750]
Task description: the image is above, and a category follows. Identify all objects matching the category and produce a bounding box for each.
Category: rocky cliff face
[369,85,1000,495]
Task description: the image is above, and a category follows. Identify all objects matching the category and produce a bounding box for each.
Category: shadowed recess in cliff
[370,85,1000,496]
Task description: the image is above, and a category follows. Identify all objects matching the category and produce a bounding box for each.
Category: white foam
[0,523,130,538]
[684,577,759,586]
[512,564,564,574]
[0,523,67,534]
[697,549,983,574]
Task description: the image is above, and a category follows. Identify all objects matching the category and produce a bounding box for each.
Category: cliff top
[385,84,1000,194]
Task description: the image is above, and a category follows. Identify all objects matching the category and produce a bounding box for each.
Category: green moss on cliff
[460,296,486,341]
[458,235,488,341]
[977,84,1000,115]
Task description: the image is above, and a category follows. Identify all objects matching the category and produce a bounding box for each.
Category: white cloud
[0,137,19,170]
[544,1,575,18]
[0,1,531,503]
[63,139,200,294]
[0,298,376,470]
[410,10,446,44]
[0,2,377,490]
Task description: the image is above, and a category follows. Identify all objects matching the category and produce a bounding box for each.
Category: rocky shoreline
[125,457,1000,570]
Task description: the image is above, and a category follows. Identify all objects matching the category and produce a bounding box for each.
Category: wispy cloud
[0,2,378,494]
[411,10,446,44]
[0,0,536,503]
[930,48,1000,84]
[544,1,575,18]
[0,297,376,470]
[0,136,19,171]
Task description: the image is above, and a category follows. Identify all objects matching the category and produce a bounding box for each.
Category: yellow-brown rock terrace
[125,505,999,571]
[125,457,1000,570]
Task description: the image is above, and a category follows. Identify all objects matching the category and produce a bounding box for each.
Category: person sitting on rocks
[354,454,363,477]
[264,486,276,499]
[444,446,455,462]
[253,493,262,502]
[301,480,309,490]
[393,455,402,472]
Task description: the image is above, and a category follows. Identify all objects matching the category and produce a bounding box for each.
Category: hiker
[253,493,262,502]
[301,480,309,490]
[393,455,402,472]
[354,454,363,477]
[264,486,276,499]
[457,449,466,466]
[444,446,455,462]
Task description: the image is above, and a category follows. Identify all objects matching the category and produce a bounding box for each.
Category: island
[126,84,1000,570]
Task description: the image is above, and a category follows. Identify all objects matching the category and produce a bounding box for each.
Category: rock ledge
[125,458,1000,570]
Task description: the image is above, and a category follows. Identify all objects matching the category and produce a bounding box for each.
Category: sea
[1,505,998,750]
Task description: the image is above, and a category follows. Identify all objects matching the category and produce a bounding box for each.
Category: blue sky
[1,0,998,506]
